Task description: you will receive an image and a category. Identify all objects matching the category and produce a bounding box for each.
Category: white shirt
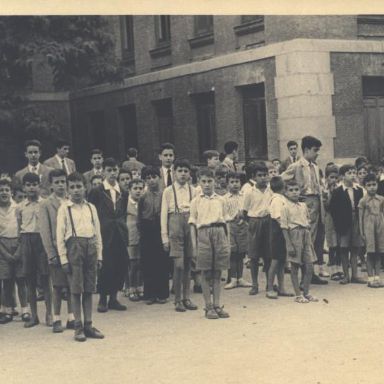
[269,193,287,223]
[103,180,121,209]
[341,182,361,209]
[243,186,273,218]
[28,163,41,174]
[0,201,18,238]
[241,179,256,195]
[56,200,103,265]
[55,154,69,174]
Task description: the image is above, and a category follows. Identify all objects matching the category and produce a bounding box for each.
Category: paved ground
[1,271,384,384]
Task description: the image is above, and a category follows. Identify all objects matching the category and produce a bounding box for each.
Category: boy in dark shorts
[161,158,197,312]
[39,169,74,333]
[17,173,52,327]
[190,168,231,319]
[242,162,273,295]
[0,179,28,324]
[57,172,104,342]
[224,171,251,289]
[281,180,318,303]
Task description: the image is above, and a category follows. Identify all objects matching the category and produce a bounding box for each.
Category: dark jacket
[329,184,364,235]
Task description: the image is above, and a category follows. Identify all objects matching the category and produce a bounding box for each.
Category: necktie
[32,166,38,175]
[61,159,67,175]
[292,156,296,163]
[167,169,172,187]
[233,162,238,172]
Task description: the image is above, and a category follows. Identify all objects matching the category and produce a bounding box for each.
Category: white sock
[21,306,29,314]
[53,315,60,322]
[67,313,74,321]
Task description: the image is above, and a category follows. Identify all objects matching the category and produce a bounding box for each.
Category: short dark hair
[159,142,175,154]
[339,164,356,176]
[325,165,339,177]
[285,179,299,189]
[301,136,322,152]
[287,140,298,149]
[90,174,103,184]
[22,172,40,185]
[271,158,281,164]
[128,179,145,189]
[226,171,242,182]
[203,150,220,162]
[56,139,70,149]
[141,165,160,179]
[91,149,103,157]
[118,168,133,180]
[24,139,42,151]
[49,169,67,183]
[0,179,12,188]
[103,158,118,169]
[67,172,86,185]
[355,156,368,169]
[363,173,377,186]
[247,161,268,177]
[224,141,238,155]
[270,176,285,192]
[173,158,191,171]
[127,148,138,158]
[215,166,229,178]
[198,167,215,179]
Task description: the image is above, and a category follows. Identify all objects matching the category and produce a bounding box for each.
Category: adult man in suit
[83,149,104,191]
[280,140,301,173]
[221,141,239,172]
[14,139,53,197]
[44,139,76,175]
[158,142,175,190]
[87,158,129,313]
[282,136,328,284]
[121,147,145,173]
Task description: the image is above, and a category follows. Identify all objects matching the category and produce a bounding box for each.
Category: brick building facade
[16,16,384,171]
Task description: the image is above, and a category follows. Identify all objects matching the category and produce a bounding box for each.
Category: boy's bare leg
[201,271,212,307]
[366,253,375,278]
[25,276,39,327]
[230,258,237,279]
[15,278,28,309]
[267,260,278,292]
[212,271,221,307]
[182,260,191,300]
[82,292,92,323]
[350,248,359,279]
[53,287,62,316]
[250,258,259,287]
[41,275,52,325]
[302,263,313,296]
[173,258,183,302]
[277,261,287,293]
[72,293,82,324]
[290,263,301,296]
[340,248,350,281]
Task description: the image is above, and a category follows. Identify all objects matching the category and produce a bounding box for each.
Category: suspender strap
[171,183,192,214]
[67,204,95,238]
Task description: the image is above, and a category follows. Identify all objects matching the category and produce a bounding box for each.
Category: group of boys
[1,134,382,340]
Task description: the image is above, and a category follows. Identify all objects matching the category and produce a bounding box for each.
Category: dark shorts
[66,237,98,294]
[20,233,49,278]
[269,219,286,262]
[0,238,23,280]
[168,213,193,260]
[229,220,248,255]
[337,211,363,249]
[197,226,230,271]
[49,264,69,288]
[247,216,270,260]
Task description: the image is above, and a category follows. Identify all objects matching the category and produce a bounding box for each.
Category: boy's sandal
[205,305,219,319]
[266,291,278,299]
[294,295,309,304]
[21,312,31,322]
[278,291,295,297]
[304,294,319,302]
[0,314,13,324]
[214,306,230,318]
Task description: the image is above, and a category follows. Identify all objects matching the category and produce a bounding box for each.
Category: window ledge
[188,33,214,48]
[149,44,171,58]
[121,50,135,65]
[234,19,265,36]
[357,16,384,25]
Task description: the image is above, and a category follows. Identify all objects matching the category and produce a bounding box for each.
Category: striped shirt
[224,192,244,222]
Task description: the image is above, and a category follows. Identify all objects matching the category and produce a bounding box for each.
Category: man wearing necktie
[158,142,175,190]
[44,139,76,176]
[282,136,328,285]
[280,140,301,173]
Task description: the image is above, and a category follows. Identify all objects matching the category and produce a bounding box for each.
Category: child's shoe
[266,290,278,299]
[304,294,319,302]
[123,288,130,297]
[128,292,140,302]
[74,322,86,342]
[331,273,341,281]
[108,299,127,311]
[21,312,31,322]
[175,301,186,312]
[214,306,230,318]
[52,320,64,333]
[248,285,259,295]
[367,281,379,288]
[84,322,104,339]
[182,299,198,310]
[193,284,203,293]
[0,314,13,324]
[224,278,237,290]
[237,278,252,288]
[205,304,219,319]
[66,320,75,329]
[294,295,309,304]
[24,316,40,328]
[350,277,367,284]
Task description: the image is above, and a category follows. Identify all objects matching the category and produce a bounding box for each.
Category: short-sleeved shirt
[189,193,227,229]
[242,186,273,218]
[280,199,310,230]
[0,201,18,238]
[269,193,287,223]
[224,192,244,221]
[17,198,43,233]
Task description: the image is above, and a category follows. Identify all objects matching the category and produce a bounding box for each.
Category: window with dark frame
[88,111,106,153]
[155,15,171,45]
[153,98,174,145]
[193,92,216,161]
[120,16,134,61]
[194,15,214,36]
[118,104,139,153]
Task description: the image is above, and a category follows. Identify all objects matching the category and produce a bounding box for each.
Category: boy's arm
[358,200,365,243]
[56,205,69,266]
[282,229,295,257]
[281,163,296,182]
[39,202,59,265]
[0,240,15,263]
[160,188,170,251]
[91,205,103,265]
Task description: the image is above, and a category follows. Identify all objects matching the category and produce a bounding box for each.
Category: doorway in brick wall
[363,77,384,163]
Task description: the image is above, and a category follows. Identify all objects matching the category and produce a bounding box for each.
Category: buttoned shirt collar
[129,196,138,206]
[227,191,243,198]
[199,192,219,199]
[28,163,41,173]
[341,182,360,191]
[174,181,189,190]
